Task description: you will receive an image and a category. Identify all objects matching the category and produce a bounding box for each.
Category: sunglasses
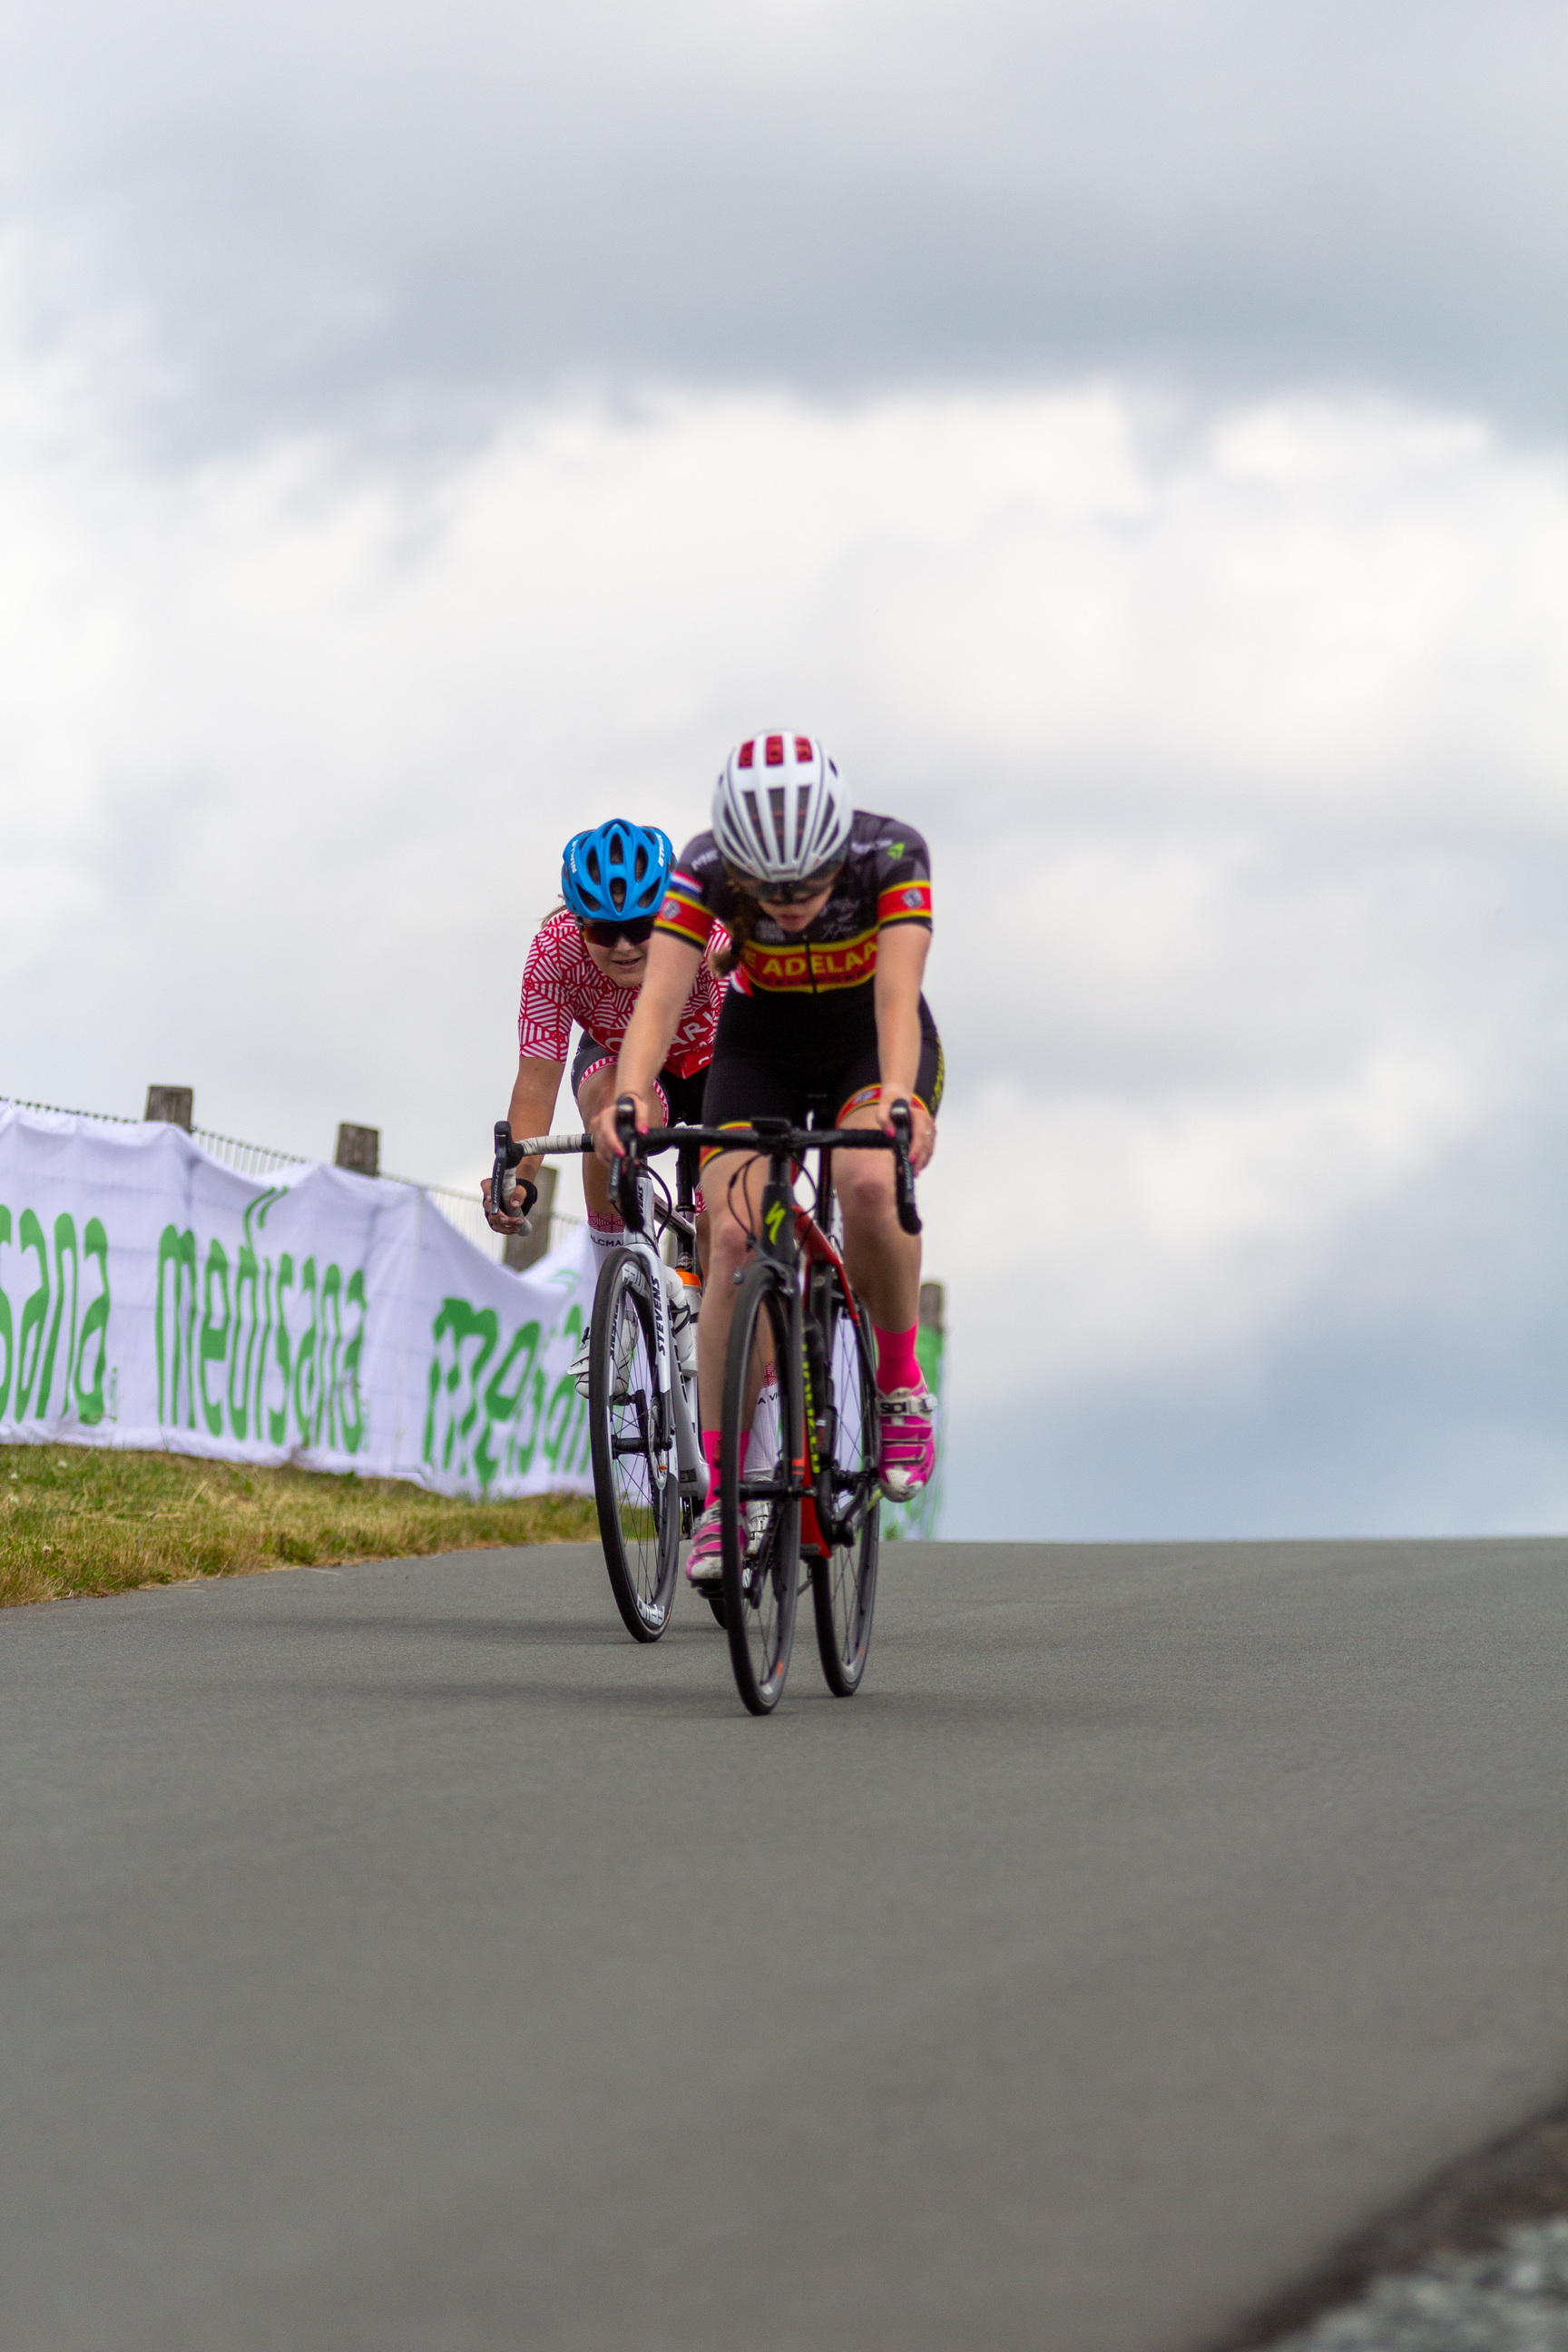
[724,865,843,906]
[582,916,655,947]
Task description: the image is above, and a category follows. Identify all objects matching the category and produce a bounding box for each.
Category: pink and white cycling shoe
[877,1386,937,1501]
[685,1503,724,1588]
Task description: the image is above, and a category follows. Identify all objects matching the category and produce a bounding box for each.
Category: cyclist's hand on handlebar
[876,1087,936,1173]
[481,1172,538,1233]
[590,1088,655,1165]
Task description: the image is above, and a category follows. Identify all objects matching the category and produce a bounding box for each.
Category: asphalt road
[3,1536,1566,2352]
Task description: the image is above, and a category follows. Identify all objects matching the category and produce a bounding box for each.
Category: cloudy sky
[3,0,1566,1536]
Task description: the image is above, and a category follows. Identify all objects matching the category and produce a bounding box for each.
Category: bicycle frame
[750,1140,882,1558]
[621,1152,706,1505]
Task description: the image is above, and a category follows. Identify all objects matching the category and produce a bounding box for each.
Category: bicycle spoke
[809,1272,880,1696]
[720,1266,799,1713]
[591,1253,681,1641]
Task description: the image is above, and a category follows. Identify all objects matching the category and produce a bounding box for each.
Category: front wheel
[808,1268,881,1696]
[720,1261,799,1714]
[589,1249,681,1641]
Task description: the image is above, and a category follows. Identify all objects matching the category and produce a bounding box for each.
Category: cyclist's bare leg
[833,1101,936,1495]
[831,1102,922,1335]
[573,1063,622,1226]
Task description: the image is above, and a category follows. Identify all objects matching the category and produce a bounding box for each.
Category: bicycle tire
[808,1269,881,1695]
[589,1249,681,1642]
[720,1261,800,1714]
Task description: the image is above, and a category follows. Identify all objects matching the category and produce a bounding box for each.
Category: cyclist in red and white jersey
[592,734,941,1587]
[485,821,727,1377]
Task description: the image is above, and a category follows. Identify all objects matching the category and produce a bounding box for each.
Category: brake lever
[611,1094,645,1231]
[887,1100,923,1237]
[491,1120,535,1234]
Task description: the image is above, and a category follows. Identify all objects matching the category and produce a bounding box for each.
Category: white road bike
[495,1120,711,1640]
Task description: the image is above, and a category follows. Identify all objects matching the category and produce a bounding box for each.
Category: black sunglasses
[583,916,656,947]
[724,864,843,906]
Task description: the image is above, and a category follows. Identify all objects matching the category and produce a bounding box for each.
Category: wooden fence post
[504,1164,557,1271]
[144,1086,193,1130]
[335,1124,380,1177]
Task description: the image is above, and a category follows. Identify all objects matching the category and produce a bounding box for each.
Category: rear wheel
[720,1262,799,1714]
[589,1249,680,1642]
[808,1269,881,1695]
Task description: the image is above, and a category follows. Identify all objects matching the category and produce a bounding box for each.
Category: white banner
[0,1106,597,1496]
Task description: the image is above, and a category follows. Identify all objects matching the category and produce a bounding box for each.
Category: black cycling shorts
[700,992,943,1151]
[573,1034,710,1203]
[571,1033,710,1127]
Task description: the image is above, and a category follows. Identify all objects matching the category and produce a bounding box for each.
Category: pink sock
[701,1427,751,1505]
[701,1428,723,1504]
[874,1322,921,1396]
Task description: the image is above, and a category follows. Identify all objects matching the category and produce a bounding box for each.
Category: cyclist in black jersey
[592,731,940,1588]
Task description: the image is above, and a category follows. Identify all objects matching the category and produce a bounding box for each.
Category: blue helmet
[561,821,674,922]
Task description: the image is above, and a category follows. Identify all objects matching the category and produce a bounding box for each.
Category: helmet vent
[711,731,851,885]
[560,820,675,922]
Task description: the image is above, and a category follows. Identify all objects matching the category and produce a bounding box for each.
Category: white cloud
[5,336,1568,1527]
[2,0,1564,430]
[932,1039,1476,1404]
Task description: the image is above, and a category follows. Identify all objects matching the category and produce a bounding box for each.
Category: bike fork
[633,1226,704,1497]
[669,1358,704,1495]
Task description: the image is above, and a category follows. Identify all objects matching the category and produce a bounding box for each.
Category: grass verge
[0,1444,599,1608]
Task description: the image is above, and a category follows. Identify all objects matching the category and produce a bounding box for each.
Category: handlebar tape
[887,1100,923,1237]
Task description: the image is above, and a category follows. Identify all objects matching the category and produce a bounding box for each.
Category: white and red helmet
[710,732,853,885]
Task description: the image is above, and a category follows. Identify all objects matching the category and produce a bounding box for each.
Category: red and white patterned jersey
[517,907,726,1077]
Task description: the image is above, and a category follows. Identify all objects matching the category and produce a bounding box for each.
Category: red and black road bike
[610,1100,921,1716]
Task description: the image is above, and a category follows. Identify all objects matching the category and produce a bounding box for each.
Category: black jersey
[655,811,932,1018]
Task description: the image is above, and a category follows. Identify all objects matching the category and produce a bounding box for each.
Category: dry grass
[0,1444,599,1608]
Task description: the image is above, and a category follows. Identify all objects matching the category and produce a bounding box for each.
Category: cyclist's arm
[506,1057,567,1186]
[873,923,936,1172]
[483,1055,565,1228]
[594,933,702,1156]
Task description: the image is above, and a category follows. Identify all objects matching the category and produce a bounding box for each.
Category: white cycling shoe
[685,1503,724,1588]
[684,1496,772,1589]
[571,1317,641,1402]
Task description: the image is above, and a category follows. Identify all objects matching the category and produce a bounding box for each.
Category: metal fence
[0,1097,582,1266]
